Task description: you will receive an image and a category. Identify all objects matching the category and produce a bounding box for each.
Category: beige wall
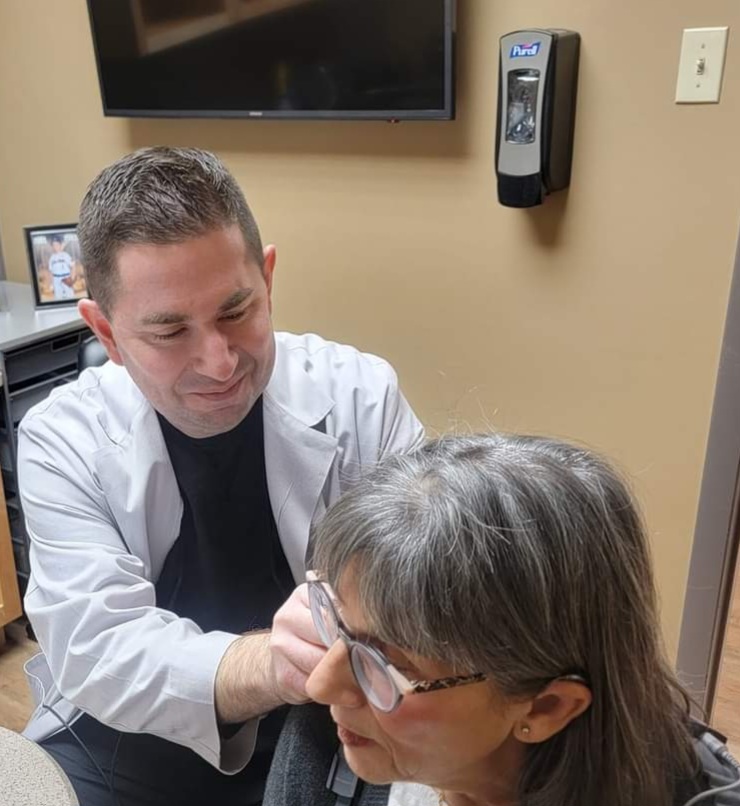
[1,0,739,648]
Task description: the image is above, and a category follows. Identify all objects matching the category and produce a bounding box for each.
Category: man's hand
[269,583,326,705]
[214,584,325,725]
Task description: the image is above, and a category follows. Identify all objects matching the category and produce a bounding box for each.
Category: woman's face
[304,575,530,796]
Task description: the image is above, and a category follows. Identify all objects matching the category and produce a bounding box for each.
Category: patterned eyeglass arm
[386,665,587,698]
[410,672,488,694]
[385,664,488,695]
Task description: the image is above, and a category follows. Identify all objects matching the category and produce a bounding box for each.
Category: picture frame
[23,223,88,308]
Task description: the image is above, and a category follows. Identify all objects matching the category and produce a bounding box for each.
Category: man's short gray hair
[77,146,264,317]
[309,433,698,806]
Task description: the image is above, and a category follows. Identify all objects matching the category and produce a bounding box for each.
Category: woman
[298,433,740,806]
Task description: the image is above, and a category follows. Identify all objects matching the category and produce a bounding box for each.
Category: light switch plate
[675,27,729,103]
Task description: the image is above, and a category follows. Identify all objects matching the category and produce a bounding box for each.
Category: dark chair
[263,703,390,806]
[77,335,108,373]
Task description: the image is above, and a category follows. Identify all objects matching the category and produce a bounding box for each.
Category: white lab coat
[18,332,424,772]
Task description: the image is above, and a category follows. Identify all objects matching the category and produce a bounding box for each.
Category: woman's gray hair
[77,146,264,317]
[310,433,698,806]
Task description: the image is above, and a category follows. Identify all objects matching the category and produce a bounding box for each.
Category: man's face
[81,225,276,438]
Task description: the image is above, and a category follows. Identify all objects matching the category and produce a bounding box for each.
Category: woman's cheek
[375,697,444,746]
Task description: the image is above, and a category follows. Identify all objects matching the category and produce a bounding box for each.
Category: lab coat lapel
[94,403,182,581]
[263,347,337,584]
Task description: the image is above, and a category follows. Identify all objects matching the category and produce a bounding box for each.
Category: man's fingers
[269,583,328,703]
[272,583,321,645]
[275,668,312,706]
[269,630,326,676]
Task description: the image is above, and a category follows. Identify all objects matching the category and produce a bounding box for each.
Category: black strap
[327,748,359,806]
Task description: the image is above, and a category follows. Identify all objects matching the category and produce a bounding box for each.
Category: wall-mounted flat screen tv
[87,0,456,120]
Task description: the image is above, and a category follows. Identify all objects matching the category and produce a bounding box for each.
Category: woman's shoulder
[388,782,439,806]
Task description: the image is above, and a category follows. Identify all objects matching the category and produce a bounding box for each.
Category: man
[18,147,424,805]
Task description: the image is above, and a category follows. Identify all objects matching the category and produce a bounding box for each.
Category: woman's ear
[516,680,592,744]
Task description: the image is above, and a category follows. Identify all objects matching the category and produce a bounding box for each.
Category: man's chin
[170,399,255,438]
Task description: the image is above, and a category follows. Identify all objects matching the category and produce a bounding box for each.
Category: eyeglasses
[307,574,487,712]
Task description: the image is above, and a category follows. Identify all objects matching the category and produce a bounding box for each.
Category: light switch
[675,27,729,103]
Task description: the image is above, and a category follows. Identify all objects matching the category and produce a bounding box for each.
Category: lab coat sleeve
[343,349,425,464]
[375,361,426,458]
[18,413,252,772]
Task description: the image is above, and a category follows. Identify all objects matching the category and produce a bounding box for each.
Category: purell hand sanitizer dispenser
[496,30,580,208]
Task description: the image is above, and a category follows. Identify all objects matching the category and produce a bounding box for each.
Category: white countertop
[0,283,85,353]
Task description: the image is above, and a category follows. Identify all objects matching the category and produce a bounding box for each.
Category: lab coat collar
[264,333,335,428]
[93,332,336,444]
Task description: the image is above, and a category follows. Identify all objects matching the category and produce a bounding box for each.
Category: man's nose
[306,640,365,709]
[194,328,238,382]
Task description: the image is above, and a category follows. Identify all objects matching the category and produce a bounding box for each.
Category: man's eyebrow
[139,311,189,327]
[218,288,253,313]
[139,289,254,327]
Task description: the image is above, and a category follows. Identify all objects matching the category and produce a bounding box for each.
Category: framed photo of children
[24,224,88,308]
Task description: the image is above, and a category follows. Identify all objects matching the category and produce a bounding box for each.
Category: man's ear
[78,299,123,366]
[516,680,592,744]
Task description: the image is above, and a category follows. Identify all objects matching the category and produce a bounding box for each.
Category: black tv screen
[87,0,456,120]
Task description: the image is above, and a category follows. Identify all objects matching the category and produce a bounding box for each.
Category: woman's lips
[337,725,374,748]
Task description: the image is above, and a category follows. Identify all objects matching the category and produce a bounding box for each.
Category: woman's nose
[306,640,365,709]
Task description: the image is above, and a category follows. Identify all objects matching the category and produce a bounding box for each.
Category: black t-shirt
[155,397,294,631]
[139,397,296,804]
